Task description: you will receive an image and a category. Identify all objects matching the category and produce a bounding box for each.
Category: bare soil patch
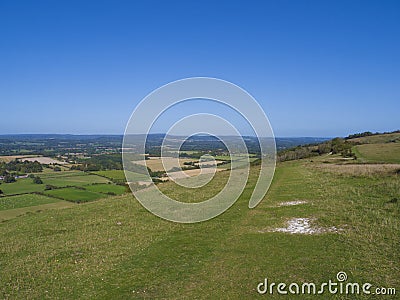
[19,156,67,165]
[277,200,308,207]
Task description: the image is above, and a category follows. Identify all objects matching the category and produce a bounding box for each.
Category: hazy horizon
[0,131,397,139]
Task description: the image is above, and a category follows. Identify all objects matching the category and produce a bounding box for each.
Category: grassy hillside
[0,194,60,211]
[347,132,400,163]
[353,143,400,163]
[0,158,399,299]
[348,132,400,144]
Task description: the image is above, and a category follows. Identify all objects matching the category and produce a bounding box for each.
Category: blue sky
[0,0,399,137]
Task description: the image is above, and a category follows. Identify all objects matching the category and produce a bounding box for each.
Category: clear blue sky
[0,0,399,137]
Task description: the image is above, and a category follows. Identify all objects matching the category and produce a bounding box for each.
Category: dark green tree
[33,176,43,184]
[3,174,16,183]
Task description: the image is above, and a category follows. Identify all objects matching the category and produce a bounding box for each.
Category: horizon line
[0,133,336,139]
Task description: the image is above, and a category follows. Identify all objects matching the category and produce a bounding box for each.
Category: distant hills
[0,134,330,154]
[0,131,398,158]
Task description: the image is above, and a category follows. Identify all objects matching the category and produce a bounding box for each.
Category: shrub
[3,174,16,183]
[33,176,43,184]
[44,184,57,190]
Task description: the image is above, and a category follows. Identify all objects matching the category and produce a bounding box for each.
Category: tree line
[0,160,43,177]
[277,138,354,162]
[71,154,123,171]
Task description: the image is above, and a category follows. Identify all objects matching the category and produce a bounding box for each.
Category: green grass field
[0,173,111,196]
[44,174,110,187]
[0,171,128,219]
[349,132,400,144]
[0,178,46,195]
[216,156,258,170]
[0,194,60,211]
[36,170,86,178]
[85,184,127,195]
[0,158,398,298]
[93,170,148,182]
[44,187,105,203]
[354,143,400,163]
[0,201,75,222]
[214,154,257,161]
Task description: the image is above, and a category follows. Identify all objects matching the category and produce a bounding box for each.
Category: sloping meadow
[0,160,398,298]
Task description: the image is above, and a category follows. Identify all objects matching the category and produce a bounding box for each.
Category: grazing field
[0,170,126,217]
[214,154,256,161]
[0,173,111,196]
[85,184,127,195]
[216,157,258,170]
[177,150,197,155]
[36,170,86,178]
[132,157,196,172]
[354,143,400,163]
[44,187,104,203]
[44,174,110,187]
[0,158,398,298]
[160,167,226,181]
[0,194,60,211]
[93,170,148,182]
[0,178,46,195]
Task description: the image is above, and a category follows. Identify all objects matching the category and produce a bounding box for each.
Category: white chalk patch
[259,218,340,235]
[277,200,307,207]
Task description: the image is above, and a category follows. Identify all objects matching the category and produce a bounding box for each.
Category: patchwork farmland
[0,164,132,221]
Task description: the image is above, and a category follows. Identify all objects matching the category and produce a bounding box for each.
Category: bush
[33,176,43,184]
[3,174,16,183]
[45,184,57,190]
